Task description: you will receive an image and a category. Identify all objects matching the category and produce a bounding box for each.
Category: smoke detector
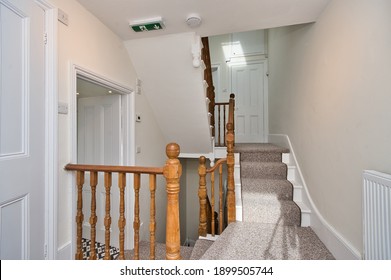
[186,14,202,28]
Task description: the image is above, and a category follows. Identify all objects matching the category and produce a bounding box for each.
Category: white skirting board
[268,134,361,260]
[56,241,72,260]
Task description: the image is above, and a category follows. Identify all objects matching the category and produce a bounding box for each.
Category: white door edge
[35,0,58,260]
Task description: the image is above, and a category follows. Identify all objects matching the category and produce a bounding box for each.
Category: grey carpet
[189,239,214,260]
[239,143,300,226]
[200,222,334,260]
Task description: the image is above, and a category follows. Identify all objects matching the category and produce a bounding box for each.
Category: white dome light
[186,14,202,28]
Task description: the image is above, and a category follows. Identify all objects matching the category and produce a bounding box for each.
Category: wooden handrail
[64,164,163,174]
[201,37,216,138]
[65,143,182,260]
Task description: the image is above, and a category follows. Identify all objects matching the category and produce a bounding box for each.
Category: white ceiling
[76,0,331,41]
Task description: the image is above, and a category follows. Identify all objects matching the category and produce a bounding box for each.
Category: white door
[231,62,266,143]
[0,0,46,259]
[77,94,122,248]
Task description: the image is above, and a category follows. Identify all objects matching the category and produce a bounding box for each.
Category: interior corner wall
[51,0,167,256]
[268,0,391,256]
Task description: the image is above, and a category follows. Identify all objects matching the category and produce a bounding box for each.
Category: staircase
[194,143,334,260]
[121,143,334,260]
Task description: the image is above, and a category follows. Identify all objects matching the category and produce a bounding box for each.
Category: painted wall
[50,0,167,258]
[268,0,391,256]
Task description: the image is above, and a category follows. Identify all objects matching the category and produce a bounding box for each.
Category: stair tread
[241,178,293,201]
[242,199,301,226]
[241,161,287,180]
[235,143,289,154]
[190,239,214,260]
[200,222,334,260]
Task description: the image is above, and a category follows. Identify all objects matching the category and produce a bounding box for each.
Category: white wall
[268,0,391,256]
[50,0,167,257]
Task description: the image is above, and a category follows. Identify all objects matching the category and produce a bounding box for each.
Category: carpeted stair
[238,143,301,226]
[196,143,334,260]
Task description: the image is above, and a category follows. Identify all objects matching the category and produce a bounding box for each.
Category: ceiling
[76,0,331,41]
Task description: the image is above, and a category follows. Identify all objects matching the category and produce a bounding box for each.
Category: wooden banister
[202,37,216,138]
[226,122,236,223]
[214,94,235,147]
[198,91,236,236]
[65,143,182,260]
[198,157,228,236]
[163,143,182,260]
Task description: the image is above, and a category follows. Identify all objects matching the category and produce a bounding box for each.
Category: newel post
[198,156,208,237]
[163,143,182,260]
[226,123,236,223]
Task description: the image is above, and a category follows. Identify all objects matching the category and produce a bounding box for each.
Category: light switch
[58,102,68,114]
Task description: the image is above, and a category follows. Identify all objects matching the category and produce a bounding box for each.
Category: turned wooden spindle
[226,122,236,224]
[223,105,226,146]
[229,93,235,139]
[89,171,98,260]
[211,170,215,236]
[75,171,85,260]
[198,156,208,237]
[219,164,223,234]
[104,172,112,260]
[133,173,141,260]
[163,143,182,260]
[118,172,126,260]
[149,174,157,260]
[218,105,221,146]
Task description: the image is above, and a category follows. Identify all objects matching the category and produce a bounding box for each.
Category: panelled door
[0,0,46,259]
[231,62,267,143]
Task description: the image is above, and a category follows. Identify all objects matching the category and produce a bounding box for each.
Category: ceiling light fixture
[186,14,202,28]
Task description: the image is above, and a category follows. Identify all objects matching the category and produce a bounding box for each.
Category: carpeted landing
[85,143,334,260]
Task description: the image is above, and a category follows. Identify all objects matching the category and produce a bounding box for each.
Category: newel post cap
[166,143,180,159]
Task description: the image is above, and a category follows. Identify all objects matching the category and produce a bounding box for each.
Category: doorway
[71,65,135,253]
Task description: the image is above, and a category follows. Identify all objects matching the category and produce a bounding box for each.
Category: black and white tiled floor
[82,238,120,260]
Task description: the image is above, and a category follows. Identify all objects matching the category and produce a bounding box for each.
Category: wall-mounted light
[129,17,165,32]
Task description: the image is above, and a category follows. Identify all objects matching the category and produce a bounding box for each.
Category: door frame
[70,64,135,257]
[35,0,58,260]
[228,58,269,142]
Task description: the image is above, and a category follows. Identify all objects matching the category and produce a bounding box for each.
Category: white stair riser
[301,211,311,227]
[282,153,291,165]
[293,184,303,202]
